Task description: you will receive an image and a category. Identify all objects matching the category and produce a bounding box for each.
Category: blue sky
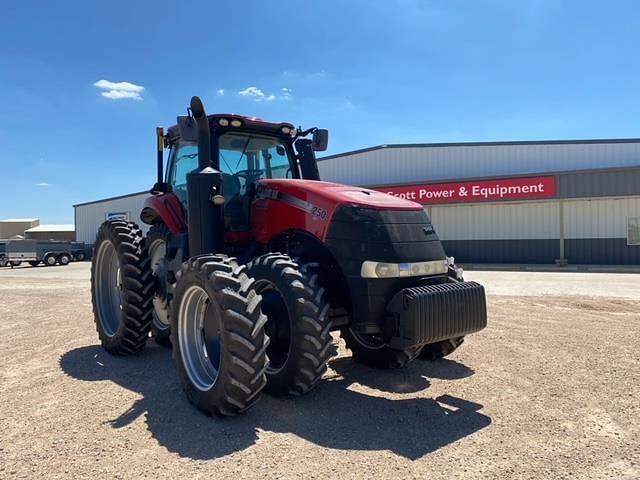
[1,0,639,223]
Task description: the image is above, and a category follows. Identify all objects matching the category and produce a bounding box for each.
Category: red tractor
[91,96,487,416]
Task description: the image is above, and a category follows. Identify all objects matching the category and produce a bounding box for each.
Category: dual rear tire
[91,221,154,355]
[170,255,269,416]
[91,220,270,416]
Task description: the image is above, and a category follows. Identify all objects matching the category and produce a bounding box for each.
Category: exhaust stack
[186,96,224,256]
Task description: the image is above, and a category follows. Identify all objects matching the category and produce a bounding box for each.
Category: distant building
[24,224,75,242]
[74,138,640,265]
[0,218,40,239]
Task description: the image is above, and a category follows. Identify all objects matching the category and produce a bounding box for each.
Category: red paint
[224,231,253,244]
[377,176,556,205]
[143,193,187,233]
[251,179,423,244]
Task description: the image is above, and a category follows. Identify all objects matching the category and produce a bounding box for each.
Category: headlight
[218,118,229,127]
[281,126,291,134]
[360,259,448,278]
[230,119,242,127]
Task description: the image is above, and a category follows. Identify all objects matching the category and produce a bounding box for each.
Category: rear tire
[59,254,70,265]
[76,252,86,261]
[0,257,7,267]
[45,254,57,266]
[147,223,172,348]
[28,261,39,267]
[10,261,21,267]
[342,329,422,369]
[170,255,269,416]
[91,220,154,355]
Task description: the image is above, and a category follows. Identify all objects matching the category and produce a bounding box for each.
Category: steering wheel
[235,169,265,183]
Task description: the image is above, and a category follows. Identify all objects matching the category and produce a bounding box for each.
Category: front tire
[59,254,70,265]
[342,329,422,369]
[91,220,154,355]
[45,254,57,266]
[170,255,269,416]
[245,254,333,396]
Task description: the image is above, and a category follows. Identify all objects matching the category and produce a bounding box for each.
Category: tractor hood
[257,179,423,211]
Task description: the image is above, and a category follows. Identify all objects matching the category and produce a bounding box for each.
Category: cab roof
[166,113,295,145]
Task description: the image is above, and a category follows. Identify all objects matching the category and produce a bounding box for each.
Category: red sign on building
[377,176,556,205]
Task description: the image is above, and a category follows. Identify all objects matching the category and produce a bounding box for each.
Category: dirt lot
[1,263,639,479]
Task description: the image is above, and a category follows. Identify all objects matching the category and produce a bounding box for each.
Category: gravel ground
[1,263,639,479]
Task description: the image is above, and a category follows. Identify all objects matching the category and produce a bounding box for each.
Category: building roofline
[24,224,75,232]
[318,137,640,162]
[73,191,149,208]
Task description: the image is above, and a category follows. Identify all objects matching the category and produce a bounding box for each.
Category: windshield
[218,133,295,180]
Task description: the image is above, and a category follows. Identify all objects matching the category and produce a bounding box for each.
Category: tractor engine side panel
[141,193,187,234]
[251,183,337,244]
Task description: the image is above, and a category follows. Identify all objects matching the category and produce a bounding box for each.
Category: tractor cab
[166,119,298,234]
[146,103,328,255]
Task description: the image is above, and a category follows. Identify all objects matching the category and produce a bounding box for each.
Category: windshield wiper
[234,137,252,172]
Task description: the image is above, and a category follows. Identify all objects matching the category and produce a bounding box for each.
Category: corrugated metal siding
[564,197,640,239]
[558,167,640,199]
[442,239,559,264]
[430,202,560,240]
[74,193,150,243]
[430,197,640,264]
[318,142,640,186]
[565,239,640,264]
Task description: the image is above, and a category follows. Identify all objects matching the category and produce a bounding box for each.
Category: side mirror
[312,129,329,151]
[177,115,199,143]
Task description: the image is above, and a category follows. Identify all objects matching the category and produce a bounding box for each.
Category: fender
[140,193,187,234]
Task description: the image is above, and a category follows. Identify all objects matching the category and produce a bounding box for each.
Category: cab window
[169,142,198,204]
[218,133,295,232]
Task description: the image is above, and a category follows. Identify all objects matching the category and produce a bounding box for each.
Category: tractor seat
[221,173,241,199]
[221,173,249,232]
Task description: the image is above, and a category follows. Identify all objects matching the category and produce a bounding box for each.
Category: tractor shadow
[59,344,489,461]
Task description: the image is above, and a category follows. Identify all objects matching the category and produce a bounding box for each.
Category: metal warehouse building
[74,138,640,265]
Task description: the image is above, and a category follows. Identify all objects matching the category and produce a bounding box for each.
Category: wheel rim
[178,285,221,391]
[148,238,169,330]
[94,240,123,337]
[254,280,291,374]
[350,328,386,350]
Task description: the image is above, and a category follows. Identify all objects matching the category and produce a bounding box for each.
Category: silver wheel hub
[94,240,123,337]
[148,238,170,329]
[178,285,221,391]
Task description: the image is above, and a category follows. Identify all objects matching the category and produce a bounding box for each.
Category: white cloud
[280,87,293,100]
[238,86,285,102]
[217,89,225,96]
[238,86,266,99]
[36,182,50,187]
[93,79,145,100]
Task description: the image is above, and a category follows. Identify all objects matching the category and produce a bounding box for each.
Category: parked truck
[0,241,7,267]
[4,239,74,267]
